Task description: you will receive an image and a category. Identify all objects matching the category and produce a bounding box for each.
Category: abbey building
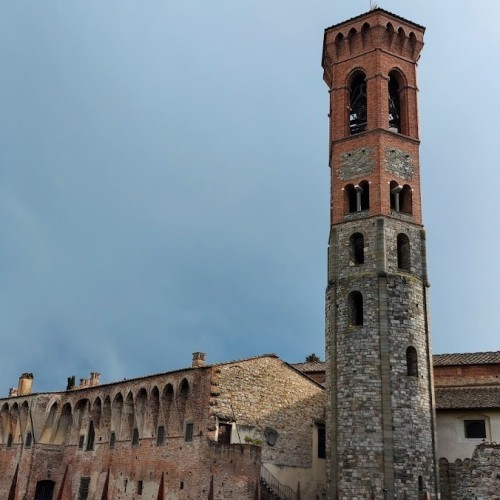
[1,8,499,500]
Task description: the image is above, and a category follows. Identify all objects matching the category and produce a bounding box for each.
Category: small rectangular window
[217,423,231,444]
[156,425,165,446]
[7,433,13,448]
[132,428,139,447]
[25,432,33,448]
[78,477,90,500]
[180,481,184,490]
[137,480,143,495]
[317,425,326,459]
[185,423,193,442]
[109,431,116,448]
[464,419,486,439]
[78,435,85,449]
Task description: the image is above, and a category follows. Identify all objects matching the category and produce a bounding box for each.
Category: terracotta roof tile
[433,352,500,366]
[435,386,500,410]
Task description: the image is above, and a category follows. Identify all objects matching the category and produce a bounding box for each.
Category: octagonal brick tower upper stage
[322,9,438,500]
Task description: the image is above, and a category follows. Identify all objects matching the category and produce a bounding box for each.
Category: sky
[1,1,499,393]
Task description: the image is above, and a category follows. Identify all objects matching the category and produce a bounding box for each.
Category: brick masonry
[0,355,324,499]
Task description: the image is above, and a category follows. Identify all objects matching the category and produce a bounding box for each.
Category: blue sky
[1,1,498,392]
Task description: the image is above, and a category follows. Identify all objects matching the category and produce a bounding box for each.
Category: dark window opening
[350,233,365,265]
[7,433,13,448]
[124,479,128,492]
[317,425,326,459]
[388,74,401,132]
[180,481,185,490]
[349,73,367,134]
[137,480,143,495]
[185,423,194,442]
[359,181,369,210]
[401,184,413,214]
[156,425,165,446]
[348,291,363,326]
[406,346,418,377]
[418,476,424,493]
[464,420,486,439]
[85,421,95,451]
[345,184,357,213]
[78,435,85,449]
[109,431,116,448]
[25,432,33,448]
[78,477,90,500]
[34,480,55,500]
[132,428,139,447]
[397,233,411,271]
[218,423,232,445]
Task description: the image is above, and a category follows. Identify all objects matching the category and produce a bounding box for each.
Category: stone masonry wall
[439,443,500,499]
[326,216,437,499]
[209,356,325,469]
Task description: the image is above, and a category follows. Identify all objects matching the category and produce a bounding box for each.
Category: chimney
[18,373,34,396]
[192,352,206,368]
[8,388,18,398]
[90,372,101,386]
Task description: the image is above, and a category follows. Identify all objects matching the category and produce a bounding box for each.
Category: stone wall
[439,443,500,499]
[326,216,437,499]
[209,356,326,498]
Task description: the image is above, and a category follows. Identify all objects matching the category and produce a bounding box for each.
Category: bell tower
[322,9,438,499]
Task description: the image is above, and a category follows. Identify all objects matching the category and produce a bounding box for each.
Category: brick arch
[135,388,148,437]
[123,391,135,441]
[111,392,124,439]
[162,384,175,435]
[101,396,111,440]
[177,378,190,429]
[53,403,73,445]
[151,386,160,435]
[361,22,371,49]
[0,402,9,444]
[19,400,30,438]
[91,396,102,429]
[40,401,58,444]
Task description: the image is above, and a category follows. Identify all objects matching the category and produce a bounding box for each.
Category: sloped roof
[292,361,325,372]
[434,352,500,367]
[435,386,500,410]
[324,8,425,33]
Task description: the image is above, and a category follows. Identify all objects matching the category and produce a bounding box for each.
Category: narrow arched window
[349,73,367,135]
[400,184,413,214]
[344,184,357,213]
[406,346,418,376]
[350,233,364,265]
[397,233,411,270]
[348,291,363,326]
[388,74,401,132]
[359,180,370,210]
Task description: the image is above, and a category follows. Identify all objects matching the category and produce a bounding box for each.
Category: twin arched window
[345,180,370,213]
[390,181,413,215]
[347,69,406,135]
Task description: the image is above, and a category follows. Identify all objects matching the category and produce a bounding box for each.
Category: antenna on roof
[370,1,378,10]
